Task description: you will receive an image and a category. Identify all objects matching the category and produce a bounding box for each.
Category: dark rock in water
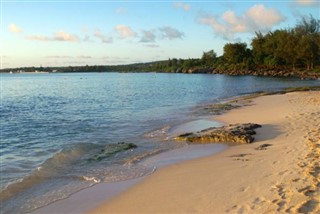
[175,123,261,145]
[89,142,137,161]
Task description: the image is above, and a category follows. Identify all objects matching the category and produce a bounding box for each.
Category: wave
[0,143,96,202]
[144,125,171,138]
[0,141,160,213]
[82,176,101,183]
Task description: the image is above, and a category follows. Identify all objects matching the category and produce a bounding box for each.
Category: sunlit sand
[90,91,320,213]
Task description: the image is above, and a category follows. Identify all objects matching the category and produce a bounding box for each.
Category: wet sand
[33,144,227,214]
[89,91,320,213]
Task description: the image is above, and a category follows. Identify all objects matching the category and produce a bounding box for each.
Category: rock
[89,142,137,161]
[255,143,272,150]
[175,123,261,145]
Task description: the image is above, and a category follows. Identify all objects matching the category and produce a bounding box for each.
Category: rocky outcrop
[173,68,213,74]
[169,66,320,80]
[211,68,320,80]
[175,123,261,145]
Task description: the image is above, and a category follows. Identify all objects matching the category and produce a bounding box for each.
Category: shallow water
[1,72,319,213]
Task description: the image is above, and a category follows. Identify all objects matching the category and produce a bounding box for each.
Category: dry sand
[90,91,320,214]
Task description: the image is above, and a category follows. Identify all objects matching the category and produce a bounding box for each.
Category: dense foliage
[252,16,320,71]
[144,15,319,73]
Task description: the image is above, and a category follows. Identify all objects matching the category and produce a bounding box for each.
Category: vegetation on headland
[2,16,320,79]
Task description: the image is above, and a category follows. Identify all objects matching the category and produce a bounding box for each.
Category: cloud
[26,35,51,41]
[138,27,184,43]
[94,30,113,43]
[159,26,184,40]
[83,35,92,42]
[9,24,23,33]
[245,4,285,30]
[26,31,80,42]
[140,30,156,43]
[115,25,137,39]
[53,31,80,42]
[173,2,191,11]
[294,0,319,6]
[198,4,285,40]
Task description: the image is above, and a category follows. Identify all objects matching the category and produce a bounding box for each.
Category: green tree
[297,33,320,70]
[273,30,299,69]
[201,50,217,67]
[223,42,250,64]
[295,15,320,70]
[251,31,267,65]
[295,15,320,35]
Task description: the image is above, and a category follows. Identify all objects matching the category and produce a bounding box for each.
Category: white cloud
[94,30,113,43]
[9,24,23,33]
[53,31,80,42]
[26,31,80,42]
[222,11,248,33]
[173,2,191,11]
[140,30,156,43]
[198,4,285,40]
[159,26,184,40]
[115,25,137,39]
[138,27,184,44]
[245,4,285,31]
[295,0,319,6]
[26,35,51,41]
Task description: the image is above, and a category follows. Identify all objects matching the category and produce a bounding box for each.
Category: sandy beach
[89,91,320,214]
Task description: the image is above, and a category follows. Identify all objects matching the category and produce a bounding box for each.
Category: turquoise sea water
[1,72,319,213]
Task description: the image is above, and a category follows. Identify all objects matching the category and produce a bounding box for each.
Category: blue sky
[2,0,319,68]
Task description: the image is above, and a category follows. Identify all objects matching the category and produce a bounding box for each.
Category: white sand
[90,91,320,213]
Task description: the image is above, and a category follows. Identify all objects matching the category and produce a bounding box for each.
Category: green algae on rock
[89,142,137,162]
[175,123,262,145]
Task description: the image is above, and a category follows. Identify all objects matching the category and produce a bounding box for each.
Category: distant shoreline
[1,69,320,80]
[7,71,50,74]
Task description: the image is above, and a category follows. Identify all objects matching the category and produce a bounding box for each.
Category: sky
[1,0,320,68]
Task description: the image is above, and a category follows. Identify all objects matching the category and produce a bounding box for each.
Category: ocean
[1,72,319,213]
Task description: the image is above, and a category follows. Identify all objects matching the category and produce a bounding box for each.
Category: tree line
[155,15,319,73]
[2,16,319,75]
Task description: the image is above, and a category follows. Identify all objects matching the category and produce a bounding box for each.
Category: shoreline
[31,89,320,214]
[32,144,228,214]
[1,71,320,80]
[89,91,320,213]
